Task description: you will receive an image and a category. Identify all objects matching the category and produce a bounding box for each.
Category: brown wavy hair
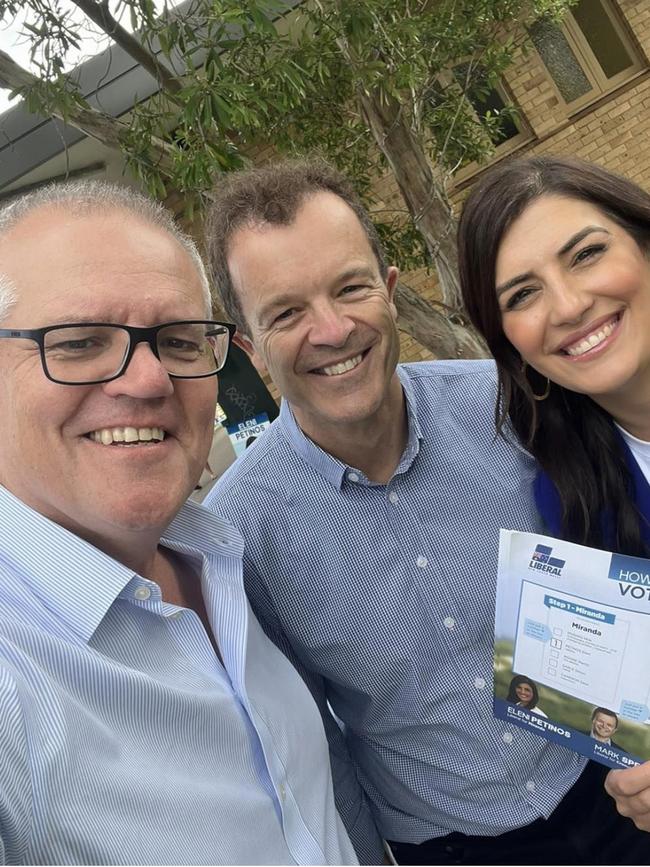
[204,157,388,333]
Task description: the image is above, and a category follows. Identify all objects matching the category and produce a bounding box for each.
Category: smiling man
[591,709,620,746]
[218,186,404,483]
[204,159,649,866]
[0,181,357,866]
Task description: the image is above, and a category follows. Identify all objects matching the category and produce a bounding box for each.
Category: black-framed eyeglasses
[0,320,236,385]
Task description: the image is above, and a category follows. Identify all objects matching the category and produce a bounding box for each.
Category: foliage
[0,0,577,313]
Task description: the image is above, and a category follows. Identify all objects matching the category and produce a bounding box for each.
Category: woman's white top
[616,423,650,486]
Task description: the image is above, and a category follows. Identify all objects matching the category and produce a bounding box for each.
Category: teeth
[88,426,165,445]
[319,354,363,376]
[566,320,616,357]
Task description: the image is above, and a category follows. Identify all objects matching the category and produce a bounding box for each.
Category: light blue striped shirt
[0,485,357,866]
[206,360,587,858]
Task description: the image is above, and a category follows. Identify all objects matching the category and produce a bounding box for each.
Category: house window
[529,0,643,111]
[453,64,522,146]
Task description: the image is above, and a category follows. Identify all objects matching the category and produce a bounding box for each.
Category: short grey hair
[0,179,213,320]
[0,274,17,321]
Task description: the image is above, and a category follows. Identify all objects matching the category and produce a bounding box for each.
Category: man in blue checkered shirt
[204,158,649,865]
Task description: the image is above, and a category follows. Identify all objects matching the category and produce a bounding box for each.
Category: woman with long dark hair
[458,154,650,849]
[459,155,650,555]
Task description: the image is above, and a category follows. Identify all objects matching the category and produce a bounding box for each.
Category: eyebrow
[495,225,612,297]
[45,314,102,326]
[256,292,301,325]
[557,225,611,255]
[495,271,535,299]
[335,265,377,284]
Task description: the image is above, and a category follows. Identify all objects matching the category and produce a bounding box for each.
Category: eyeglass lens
[42,323,228,383]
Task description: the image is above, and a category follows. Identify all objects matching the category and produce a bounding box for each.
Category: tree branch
[395,281,486,359]
[0,48,176,173]
[69,0,184,99]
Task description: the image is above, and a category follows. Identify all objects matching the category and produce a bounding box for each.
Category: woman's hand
[605,762,650,831]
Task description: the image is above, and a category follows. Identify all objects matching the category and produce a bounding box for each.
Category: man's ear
[386,266,400,315]
[234,332,267,374]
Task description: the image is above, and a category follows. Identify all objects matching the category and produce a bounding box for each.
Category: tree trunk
[357,87,487,358]
[395,282,486,360]
[357,88,460,306]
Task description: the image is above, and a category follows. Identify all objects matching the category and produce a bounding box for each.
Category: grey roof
[0,38,166,190]
[0,0,301,192]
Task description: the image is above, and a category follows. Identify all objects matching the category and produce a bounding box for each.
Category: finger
[606,763,650,798]
[613,792,650,820]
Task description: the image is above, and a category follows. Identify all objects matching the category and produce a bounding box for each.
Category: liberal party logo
[529,544,565,577]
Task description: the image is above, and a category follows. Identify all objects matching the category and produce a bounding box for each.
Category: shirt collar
[0,486,243,643]
[162,498,244,567]
[396,365,423,469]
[277,364,423,488]
[278,399,348,487]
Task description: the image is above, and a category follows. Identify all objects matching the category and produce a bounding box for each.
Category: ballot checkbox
[553,628,563,636]
[551,638,562,649]
[547,668,557,676]
[548,658,558,667]
[550,650,559,658]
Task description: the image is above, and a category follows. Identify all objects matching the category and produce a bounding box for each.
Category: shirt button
[388,491,399,504]
[416,555,428,568]
[526,780,536,793]
[134,586,151,601]
[443,616,455,630]
[347,472,359,483]
[474,676,486,690]
[503,732,513,744]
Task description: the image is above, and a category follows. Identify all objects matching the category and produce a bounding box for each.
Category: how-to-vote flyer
[494,530,650,769]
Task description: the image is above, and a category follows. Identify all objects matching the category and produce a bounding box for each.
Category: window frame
[466,75,529,150]
[445,72,532,184]
[532,0,643,113]
[439,62,531,163]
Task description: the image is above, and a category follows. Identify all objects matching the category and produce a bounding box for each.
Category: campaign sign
[494,530,650,769]
[226,413,271,457]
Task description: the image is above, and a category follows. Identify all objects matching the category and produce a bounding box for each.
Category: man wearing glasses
[0,181,357,865]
